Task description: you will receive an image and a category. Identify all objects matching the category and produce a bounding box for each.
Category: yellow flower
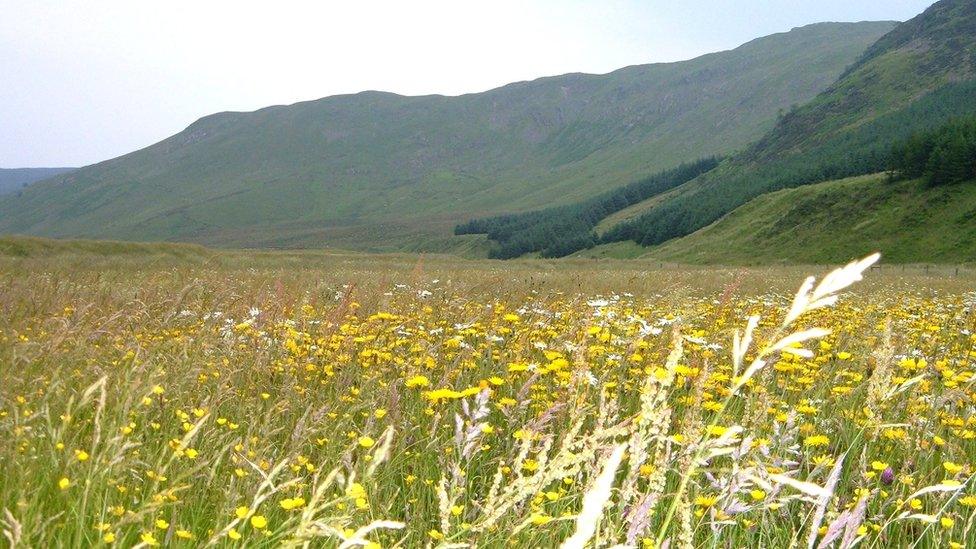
[694,495,718,507]
[358,436,375,448]
[176,530,194,539]
[346,483,366,499]
[530,513,553,525]
[103,532,116,543]
[428,530,444,540]
[750,489,766,501]
[140,532,159,546]
[280,497,306,510]
[250,515,268,529]
[155,518,169,529]
[405,375,430,388]
[804,435,830,447]
[58,477,70,490]
[227,528,242,540]
[374,409,387,419]
[943,462,963,475]
[235,506,249,519]
[940,516,955,529]
[75,449,90,462]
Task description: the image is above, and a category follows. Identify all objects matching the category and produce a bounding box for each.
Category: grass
[1,246,975,547]
[644,175,976,264]
[0,235,212,260]
[568,241,648,260]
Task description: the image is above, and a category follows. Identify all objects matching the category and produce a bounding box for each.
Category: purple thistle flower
[880,467,895,485]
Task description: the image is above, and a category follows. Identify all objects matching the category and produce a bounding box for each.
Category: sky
[1,0,935,168]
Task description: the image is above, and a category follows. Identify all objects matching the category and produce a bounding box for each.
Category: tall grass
[1,253,974,547]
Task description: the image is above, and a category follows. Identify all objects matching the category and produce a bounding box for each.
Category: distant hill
[600,0,976,250]
[461,0,976,262]
[0,168,74,195]
[0,22,895,250]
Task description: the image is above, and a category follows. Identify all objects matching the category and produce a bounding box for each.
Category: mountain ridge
[0,21,896,250]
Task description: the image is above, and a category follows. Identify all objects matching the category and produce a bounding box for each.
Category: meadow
[1,247,975,547]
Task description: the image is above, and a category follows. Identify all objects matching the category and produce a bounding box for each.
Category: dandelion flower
[804,435,830,447]
[943,462,963,475]
[405,375,430,388]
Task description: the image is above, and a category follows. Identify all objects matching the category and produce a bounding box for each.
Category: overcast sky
[1,0,934,168]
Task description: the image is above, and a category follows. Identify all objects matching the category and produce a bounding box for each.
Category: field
[2,244,975,547]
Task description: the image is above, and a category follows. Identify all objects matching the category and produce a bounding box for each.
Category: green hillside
[0,22,894,250]
[0,167,74,195]
[643,174,976,264]
[0,235,212,260]
[599,0,976,249]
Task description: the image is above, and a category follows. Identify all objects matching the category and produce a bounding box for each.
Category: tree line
[455,157,720,258]
[889,116,976,186]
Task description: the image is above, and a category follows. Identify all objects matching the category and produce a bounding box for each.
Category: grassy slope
[0,23,894,249]
[600,0,976,243]
[644,174,976,264]
[0,235,212,260]
[0,168,74,195]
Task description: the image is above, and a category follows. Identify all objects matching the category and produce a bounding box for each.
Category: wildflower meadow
[2,253,975,548]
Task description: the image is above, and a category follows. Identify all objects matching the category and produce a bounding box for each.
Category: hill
[600,0,976,250]
[0,22,895,250]
[0,167,74,195]
[642,174,976,264]
[0,235,212,260]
